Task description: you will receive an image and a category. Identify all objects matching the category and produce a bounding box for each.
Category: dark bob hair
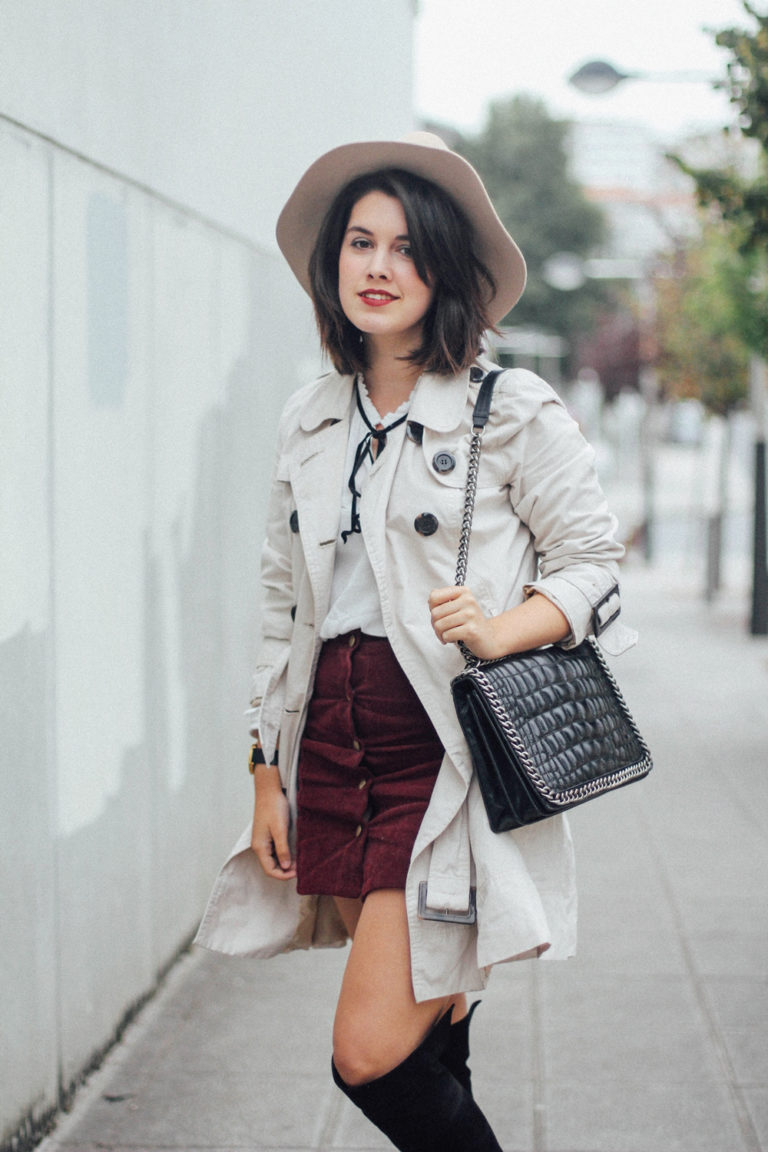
[308,168,497,377]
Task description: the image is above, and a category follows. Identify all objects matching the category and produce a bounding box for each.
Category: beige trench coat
[196,356,634,1001]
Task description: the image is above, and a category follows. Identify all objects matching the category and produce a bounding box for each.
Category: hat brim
[276,135,526,326]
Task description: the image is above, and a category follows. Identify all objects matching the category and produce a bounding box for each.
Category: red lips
[359,290,398,307]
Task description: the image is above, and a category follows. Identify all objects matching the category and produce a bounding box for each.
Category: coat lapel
[288,372,353,624]
[408,367,471,432]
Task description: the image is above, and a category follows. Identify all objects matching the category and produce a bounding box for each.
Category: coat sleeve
[502,373,630,651]
[244,397,301,753]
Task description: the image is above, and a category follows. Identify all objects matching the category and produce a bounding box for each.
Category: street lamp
[569,60,713,95]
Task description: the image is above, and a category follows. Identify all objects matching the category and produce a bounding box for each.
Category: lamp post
[750,357,768,634]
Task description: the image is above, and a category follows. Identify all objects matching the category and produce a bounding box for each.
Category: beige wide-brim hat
[276,131,526,325]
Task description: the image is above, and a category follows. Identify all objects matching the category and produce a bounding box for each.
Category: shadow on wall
[1,143,317,1146]
[51,246,311,1089]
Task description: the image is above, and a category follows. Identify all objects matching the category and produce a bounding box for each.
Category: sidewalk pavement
[39,558,768,1152]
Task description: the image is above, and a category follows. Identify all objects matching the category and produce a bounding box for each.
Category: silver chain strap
[455,420,483,589]
[454,369,503,666]
[455,421,484,667]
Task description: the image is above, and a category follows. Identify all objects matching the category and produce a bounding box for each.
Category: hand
[250,765,297,880]
[428,585,503,661]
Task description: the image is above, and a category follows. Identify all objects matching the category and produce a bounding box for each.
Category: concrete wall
[0,3,414,1146]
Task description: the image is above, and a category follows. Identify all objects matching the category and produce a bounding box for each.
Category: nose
[367,247,392,279]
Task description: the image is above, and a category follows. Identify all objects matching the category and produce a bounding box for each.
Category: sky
[414,0,757,142]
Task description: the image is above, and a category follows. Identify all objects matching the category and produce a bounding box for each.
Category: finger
[430,600,461,624]
[271,823,295,873]
[252,826,285,872]
[254,839,296,880]
[433,620,465,645]
[442,623,472,644]
[253,839,276,875]
[431,590,474,619]
[428,586,462,609]
[433,600,473,630]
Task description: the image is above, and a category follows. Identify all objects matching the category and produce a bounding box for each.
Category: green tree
[665,3,768,617]
[456,96,607,351]
[656,222,753,415]
[672,1,768,361]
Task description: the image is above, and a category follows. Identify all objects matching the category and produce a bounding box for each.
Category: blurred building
[568,119,698,266]
[0,3,415,1147]
[564,120,696,397]
[566,120,758,398]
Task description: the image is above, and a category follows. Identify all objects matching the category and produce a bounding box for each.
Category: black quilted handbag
[451,370,653,832]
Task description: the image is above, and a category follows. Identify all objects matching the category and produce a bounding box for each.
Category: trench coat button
[414,512,439,536]
[357,778,368,789]
[352,739,361,751]
[348,633,357,648]
[406,421,424,444]
[354,825,363,838]
[290,605,297,621]
[469,366,484,382]
[432,450,456,474]
[289,509,299,533]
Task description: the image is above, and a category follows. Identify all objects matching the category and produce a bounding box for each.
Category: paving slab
[39,559,768,1152]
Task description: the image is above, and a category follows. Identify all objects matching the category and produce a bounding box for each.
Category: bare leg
[333,888,465,1086]
[330,892,501,1149]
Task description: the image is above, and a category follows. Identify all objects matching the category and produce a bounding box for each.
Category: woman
[197,132,633,1151]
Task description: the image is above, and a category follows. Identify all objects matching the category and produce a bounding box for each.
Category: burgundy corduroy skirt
[296,631,444,900]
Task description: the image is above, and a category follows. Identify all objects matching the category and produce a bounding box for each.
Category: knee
[332,1051,373,1089]
[333,1021,390,1087]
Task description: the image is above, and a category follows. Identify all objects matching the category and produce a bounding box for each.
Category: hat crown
[398,131,450,152]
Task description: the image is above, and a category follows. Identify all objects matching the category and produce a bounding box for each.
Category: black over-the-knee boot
[331,1009,502,1152]
[440,999,481,1096]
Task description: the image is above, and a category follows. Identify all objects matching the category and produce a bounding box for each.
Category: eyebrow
[346,225,410,241]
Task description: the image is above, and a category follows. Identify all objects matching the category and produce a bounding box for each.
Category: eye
[398,243,413,258]
[350,237,372,250]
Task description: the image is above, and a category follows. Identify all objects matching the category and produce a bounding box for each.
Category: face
[337,191,434,350]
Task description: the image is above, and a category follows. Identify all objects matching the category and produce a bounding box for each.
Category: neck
[363,336,422,416]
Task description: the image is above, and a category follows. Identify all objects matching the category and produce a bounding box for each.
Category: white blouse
[319,380,410,640]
